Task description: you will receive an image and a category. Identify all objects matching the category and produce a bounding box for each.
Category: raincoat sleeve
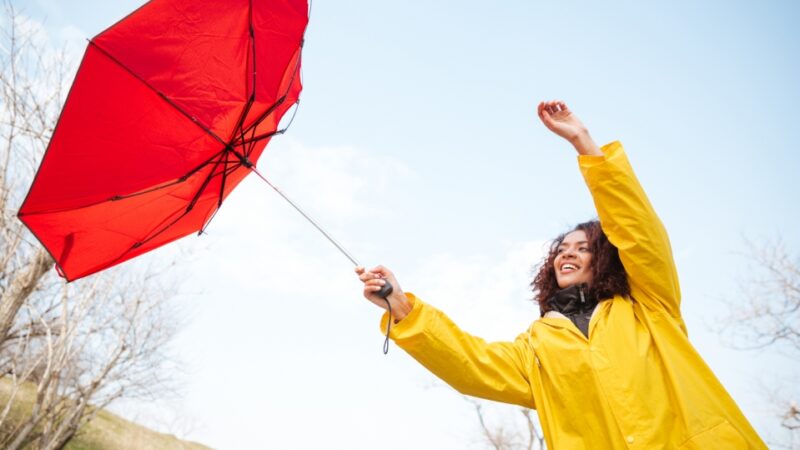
[579,141,682,319]
[381,293,536,409]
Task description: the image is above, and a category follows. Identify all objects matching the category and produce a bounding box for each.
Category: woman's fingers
[356,266,383,283]
[368,265,395,284]
[543,100,568,113]
[371,265,390,276]
[538,102,554,126]
[364,284,383,293]
[539,100,572,123]
[355,265,396,289]
[538,100,571,123]
[364,278,386,287]
[356,269,382,292]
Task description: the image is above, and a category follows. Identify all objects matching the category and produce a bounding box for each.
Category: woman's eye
[579,247,589,252]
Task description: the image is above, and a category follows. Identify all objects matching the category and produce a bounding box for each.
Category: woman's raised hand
[537,100,584,140]
[537,100,602,156]
[355,265,412,322]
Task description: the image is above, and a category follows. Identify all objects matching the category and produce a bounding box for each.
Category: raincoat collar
[544,284,597,338]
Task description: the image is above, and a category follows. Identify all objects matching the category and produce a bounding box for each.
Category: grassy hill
[1,379,212,450]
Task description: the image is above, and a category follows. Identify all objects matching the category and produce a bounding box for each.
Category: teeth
[562,264,577,271]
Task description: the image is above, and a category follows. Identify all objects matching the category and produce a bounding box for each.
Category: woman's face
[554,230,594,288]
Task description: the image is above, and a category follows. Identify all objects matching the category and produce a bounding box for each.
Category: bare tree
[718,238,800,449]
[466,397,546,450]
[0,1,64,348]
[0,4,185,448]
[720,239,800,353]
[1,265,181,450]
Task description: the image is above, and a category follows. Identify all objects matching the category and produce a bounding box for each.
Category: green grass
[1,378,213,450]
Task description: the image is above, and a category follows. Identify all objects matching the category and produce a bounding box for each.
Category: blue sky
[8,0,800,448]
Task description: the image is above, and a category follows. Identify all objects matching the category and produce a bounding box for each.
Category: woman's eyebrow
[560,240,589,247]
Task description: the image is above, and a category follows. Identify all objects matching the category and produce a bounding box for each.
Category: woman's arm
[356,266,537,408]
[539,101,682,319]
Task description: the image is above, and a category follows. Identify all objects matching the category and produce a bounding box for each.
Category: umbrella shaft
[250,167,361,267]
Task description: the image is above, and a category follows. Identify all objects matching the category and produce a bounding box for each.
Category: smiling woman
[356,100,768,449]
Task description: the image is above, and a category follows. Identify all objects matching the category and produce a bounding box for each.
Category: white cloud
[411,240,548,341]
[258,138,412,221]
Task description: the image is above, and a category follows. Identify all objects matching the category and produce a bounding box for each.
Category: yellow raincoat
[381,142,767,449]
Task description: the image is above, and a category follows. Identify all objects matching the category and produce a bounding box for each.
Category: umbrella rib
[241,98,260,156]
[199,148,252,234]
[228,0,255,150]
[229,95,286,145]
[241,124,289,145]
[249,0,256,102]
[235,99,299,148]
[198,158,237,235]
[241,0,260,153]
[95,199,196,276]
[88,40,230,149]
[129,212,187,251]
[184,152,228,214]
[17,148,228,216]
[129,150,229,250]
[218,149,229,209]
[229,94,256,145]
[235,52,303,143]
[109,149,228,202]
[236,48,303,159]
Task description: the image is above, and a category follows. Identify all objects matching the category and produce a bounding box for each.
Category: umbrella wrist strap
[383,299,392,355]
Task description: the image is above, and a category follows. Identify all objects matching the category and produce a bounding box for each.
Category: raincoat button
[626,435,634,444]
[589,346,596,352]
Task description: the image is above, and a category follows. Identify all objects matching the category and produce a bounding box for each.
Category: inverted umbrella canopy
[18,0,309,281]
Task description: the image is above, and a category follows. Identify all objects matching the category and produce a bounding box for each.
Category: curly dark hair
[532,220,630,315]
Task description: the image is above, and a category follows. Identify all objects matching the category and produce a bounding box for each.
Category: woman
[355,101,766,449]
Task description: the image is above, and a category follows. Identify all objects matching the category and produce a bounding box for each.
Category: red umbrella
[18,0,309,281]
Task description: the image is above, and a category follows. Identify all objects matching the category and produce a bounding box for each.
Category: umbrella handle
[377,280,394,298]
